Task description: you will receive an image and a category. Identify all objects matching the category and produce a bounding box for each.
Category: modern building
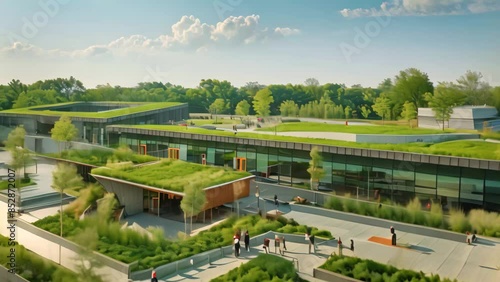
[418,105,500,131]
[106,125,500,213]
[0,101,188,145]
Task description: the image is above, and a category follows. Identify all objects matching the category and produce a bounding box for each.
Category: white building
[418,105,500,131]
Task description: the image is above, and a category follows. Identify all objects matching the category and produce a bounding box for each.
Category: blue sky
[0,0,499,88]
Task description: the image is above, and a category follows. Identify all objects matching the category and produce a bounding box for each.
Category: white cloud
[0,15,300,58]
[340,0,500,17]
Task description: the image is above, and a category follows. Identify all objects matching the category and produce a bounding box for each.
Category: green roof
[114,125,500,161]
[0,102,184,119]
[91,159,252,192]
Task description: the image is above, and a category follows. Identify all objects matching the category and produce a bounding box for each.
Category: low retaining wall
[0,266,30,282]
[313,268,361,282]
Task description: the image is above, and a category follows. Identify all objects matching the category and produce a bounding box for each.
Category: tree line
[1,69,499,123]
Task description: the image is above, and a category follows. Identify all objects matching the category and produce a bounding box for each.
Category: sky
[0,0,499,89]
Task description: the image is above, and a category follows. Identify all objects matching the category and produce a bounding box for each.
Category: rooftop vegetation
[43,148,157,167]
[257,122,457,135]
[118,125,500,161]
[0,101,183,119]
[34,213,332,271]
[91,158,252,192]
[211,254,306,282]
[320,254,457,282]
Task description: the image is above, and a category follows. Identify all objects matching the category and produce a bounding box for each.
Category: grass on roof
[91,158,251,192]
[116,125,500,160]
[43,149,157,166]
[0,102,183,118]
[256,122,457,135]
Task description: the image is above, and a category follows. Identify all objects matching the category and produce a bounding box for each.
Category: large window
[460,168,484,210]
[437,166,460,211]
[485,171,500,211]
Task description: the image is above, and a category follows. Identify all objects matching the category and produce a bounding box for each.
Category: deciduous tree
[425,83,466,130]
[307,146,325,191]
[252,88,274,116]
[180,184,207,235]
[400,101,417,127]
[235,100,250,116]
[51,115,78,155]
[372,96,391,124]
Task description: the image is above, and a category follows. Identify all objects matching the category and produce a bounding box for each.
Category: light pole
[255,185,260,216]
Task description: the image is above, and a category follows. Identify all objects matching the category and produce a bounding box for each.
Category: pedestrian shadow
[479,265,499,271]
[475,238,497,246]
[408,245,434,254]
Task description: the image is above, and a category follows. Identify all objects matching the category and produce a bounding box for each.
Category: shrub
[324,196,343,211]
[321,255,457,282]
[468,209,500,237]
[449,209,470,233]
[427,202,444,228]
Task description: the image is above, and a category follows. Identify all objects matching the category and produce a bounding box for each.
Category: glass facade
[111,131,500,212]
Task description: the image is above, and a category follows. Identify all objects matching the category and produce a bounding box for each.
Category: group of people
[233,230,250,258]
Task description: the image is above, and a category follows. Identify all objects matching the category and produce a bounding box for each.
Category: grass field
[257,122,457,135]
[188,118,241,126]
[121,125,500,160]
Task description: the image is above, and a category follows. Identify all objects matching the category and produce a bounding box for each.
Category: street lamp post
[255,185,260,216]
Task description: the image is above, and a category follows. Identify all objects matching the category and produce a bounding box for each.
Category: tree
[456,70,492,105]
[5,126,32,212]
[344,106,352,119]
[372,96,391,124]
[307,146,325,191]
[72,226,104,282]
[425,83,466,130]
[393,68,434,111]
[51,115,78,155]
[252,88,274,117]
[209,98,228,122]
[400,101,417,127]
[492,86,500,112]
[180,184,207,235]
[235,100,250,116]
[279,100,299,117]
[51,162,84,264]
[360,106,372,119]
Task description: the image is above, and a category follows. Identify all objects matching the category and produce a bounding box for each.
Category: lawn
[0,101,183,119]
[117,125,500,160]
[91,158,251,192]
[0,179,36,190]
[188,118,241,126]
[43,148,158,167]
[257,122,457,135]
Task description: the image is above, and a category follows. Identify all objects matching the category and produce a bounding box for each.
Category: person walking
[244,230,250,252]
[151,270,158,282]
[234,237,241,258]
[338,237,343,256]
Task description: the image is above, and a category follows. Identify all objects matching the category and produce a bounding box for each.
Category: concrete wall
[0,266,30,282]
[0,196,131,281]
[93,176,144,216]
[313,268,361,282]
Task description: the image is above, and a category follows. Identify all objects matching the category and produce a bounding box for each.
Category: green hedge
[0,235,78,281]
[211,254,306,282]
[324,196,500,238]
[34,214,332,271]
[321,255,457,282]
